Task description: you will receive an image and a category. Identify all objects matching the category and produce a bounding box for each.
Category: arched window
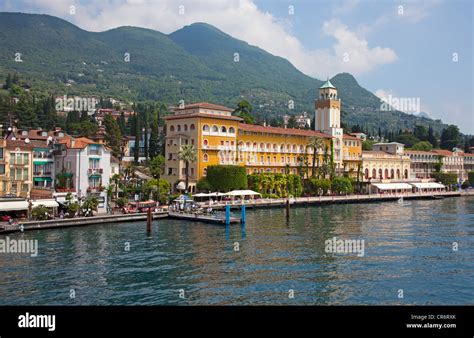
[379,169,383,179]
[228,127,235,134]
[221,126,227,133]
[203,139,208,146]
[266,143,271,150]
[190,124,195,130]
[260,143,264,150]
[365,168,369,179]
[397,169,401,179]
[177,125,181,132]
[203,168,207,176]
[384,169,389,179]
[390,169,395,179]
[404,169,408,179]
[212,125,218,132]
[169,125,175,132]
[202,125,209,132]
[203,154,208,162]
[372,169,377,178]
[184,124,188,131]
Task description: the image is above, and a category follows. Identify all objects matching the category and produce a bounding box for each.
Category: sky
[1,0,473,134]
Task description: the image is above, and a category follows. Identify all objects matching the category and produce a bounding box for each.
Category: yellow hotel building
[163,82,362,192]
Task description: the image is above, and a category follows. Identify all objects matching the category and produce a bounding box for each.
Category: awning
[34,177,53,182]
[193,192,226,197]
[410,182,445,189]
[372,183,413,190]
[226,190,261,196]
[0,200,29,211]
[32,199,59,208]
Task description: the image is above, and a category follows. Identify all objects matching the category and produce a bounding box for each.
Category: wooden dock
[168,211,240,224]
[0,211,168,234]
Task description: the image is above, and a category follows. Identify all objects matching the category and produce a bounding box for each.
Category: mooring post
[147,207,152,233]
[225,204,231,225]
[240,203,246,223]
[286,197,290,220]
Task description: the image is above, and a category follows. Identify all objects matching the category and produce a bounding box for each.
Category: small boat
[431,195,444,200]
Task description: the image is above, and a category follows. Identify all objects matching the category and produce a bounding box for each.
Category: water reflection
[0,197,472,305]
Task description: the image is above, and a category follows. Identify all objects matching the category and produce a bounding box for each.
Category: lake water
[0,196,472,305]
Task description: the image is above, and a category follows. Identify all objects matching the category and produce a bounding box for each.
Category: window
[212,125,218,132]
[221,126,227,133]
[190,124,195,130]
[203,154,208,162]
[228,127,235,133]
[203,168,207,176]
[0,164,4,175]
[365,168,369,179]
[203,139,208,146]
[202,125,209,132]
[170,125,175,132]
[0,148,3,159]
[177,125,181,132]
[184,124,188,131]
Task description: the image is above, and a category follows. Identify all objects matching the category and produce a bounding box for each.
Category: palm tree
[307,136,324,177]
[233,100,255,124]
[111,173,122,200]
[178,144,197,192]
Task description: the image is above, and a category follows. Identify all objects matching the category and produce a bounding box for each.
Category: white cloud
[3,0,399,79]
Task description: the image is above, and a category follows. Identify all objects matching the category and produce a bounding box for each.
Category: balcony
[34,171,52,177]
[87,186,104,193]
[88,168,103,175]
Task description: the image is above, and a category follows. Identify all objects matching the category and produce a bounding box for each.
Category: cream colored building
[362,142,411,183]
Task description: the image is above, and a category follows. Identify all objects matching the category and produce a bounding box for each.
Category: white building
[54,137,111,213]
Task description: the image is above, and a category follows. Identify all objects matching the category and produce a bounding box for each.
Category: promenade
[0,190,469,234]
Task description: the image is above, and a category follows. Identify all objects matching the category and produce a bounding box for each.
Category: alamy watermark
[0,236,38,257]
[55,95,98,114]
[325,236,365,257]
[380,95,420,114]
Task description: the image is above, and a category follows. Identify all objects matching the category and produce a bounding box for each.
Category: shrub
[196,178,213,192]
[461,180,471,189]
[32,205,50,220]
[331,177,353,195]
[431,172,458,186]
[206,165,247,192]
[468,171,474,184]
[116,197,128,208]
[307,178,331,195]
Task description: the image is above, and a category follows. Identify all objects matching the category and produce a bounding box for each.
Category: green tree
[149,155,165,179]
[411,141,433,151]
[233,100,255,124]
[134,111,141,164]
[149,111,160,158]
[440,125,461,150]
[178,144,197,191]
[427,126,438,148]
[331,177,353,195]
[307,136,324,177]
[103,114,123,158]
[413,125,428,141]
[395,133,420,148]
[287,115,297,128]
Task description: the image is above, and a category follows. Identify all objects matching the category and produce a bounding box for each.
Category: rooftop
[238,123,331,138]
[319,79,336,89]
[174,102,234,112]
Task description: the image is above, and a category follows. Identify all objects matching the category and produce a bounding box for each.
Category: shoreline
[0,191,471,235]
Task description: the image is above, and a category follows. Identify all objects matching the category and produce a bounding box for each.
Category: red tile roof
[343,134,360,140]
[164,112,243,121]
[58,137,97,149]
[238,123,331,138]
[174,102,234,112]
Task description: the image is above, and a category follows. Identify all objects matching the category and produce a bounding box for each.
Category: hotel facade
[163,81,363,192]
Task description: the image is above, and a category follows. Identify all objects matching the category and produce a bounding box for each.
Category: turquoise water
[0,197,472,305]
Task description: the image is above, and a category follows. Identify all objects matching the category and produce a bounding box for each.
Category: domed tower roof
[319,78,336,89]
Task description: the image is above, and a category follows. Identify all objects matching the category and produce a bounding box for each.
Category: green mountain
[0,12,449,134]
